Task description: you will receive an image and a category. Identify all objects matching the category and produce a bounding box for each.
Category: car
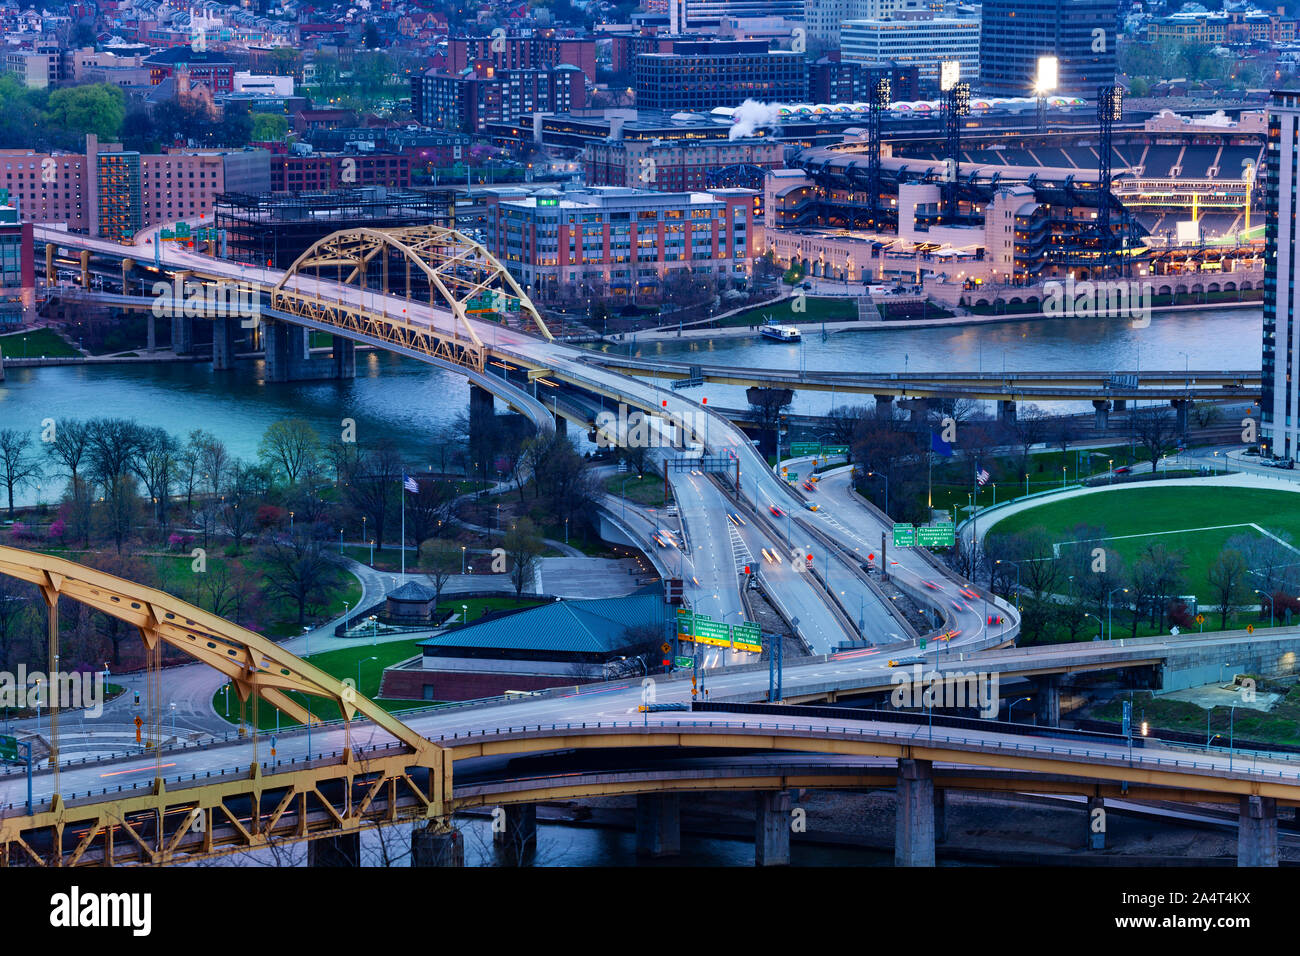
[1113,465,1131,475]
[770,505,785,517]
[802,480,816,492]
[728,512,746,525]
[806,502,819,511]
[922,580,942,591]
[1282,459,1296,470]
[888,657,926,667]
[801,282,812,290]
[959,587,978,599]
[761,548,778,564]
[951,600,964,612]
[652,533,667,548]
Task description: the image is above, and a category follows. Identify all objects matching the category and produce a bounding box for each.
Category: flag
[976,467,990,486]
[403,474,418,493]
[930,431,954,457]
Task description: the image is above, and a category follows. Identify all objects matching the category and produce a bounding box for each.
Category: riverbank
[603,297,1262,344]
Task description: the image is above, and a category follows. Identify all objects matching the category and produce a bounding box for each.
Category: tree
[131,427,180,527]
[222,462,262,553]
[250,112,289,142]
[825,405,867,460]
[531,434,600,537]
[1050,415,1082,455]
[259,534,341,626]
[341,441,404,550]
[45,84,126,144]
[0,429,41,519]
[190,429,230,497]
[423,537,461,611]
[1009,404,1048,475]
[405,476,456,549]
[1206,548,1248,630]
[1129,405,1179,472]
[1191,402,1221,430]
[257,418,321,486]
[747,387,794,459]
[504,518,544,600]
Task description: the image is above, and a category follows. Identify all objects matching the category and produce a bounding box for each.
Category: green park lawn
[605,471,672,508]
[0,328,79,358]
[985,485,1300,598]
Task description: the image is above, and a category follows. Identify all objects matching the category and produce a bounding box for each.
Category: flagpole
[401,478,406,578]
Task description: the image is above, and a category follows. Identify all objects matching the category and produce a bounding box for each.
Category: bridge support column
[332,335,356,380]
[493,803,537,855]
[1238,796,1278,867]
[636,793,680,858]
[1171,398,1190,434]
[1087,796,1105,850]
[1035,675,1061,728]
[79,249,90,289]
[997,400,1017,427]
[171,314,194,355]
[754,790,792,866]
[934,788,947,843]
[1092,400,1110,430]
[895,758,935,867]
[873,394,895,417]
[306,832,360,867]
[121,258,135,297]
[412,823,464,867]
[471,383,495,419]
[146,314,156,353]
[212,316,239,371]
[263,321,323,382]
[554,410,567,436]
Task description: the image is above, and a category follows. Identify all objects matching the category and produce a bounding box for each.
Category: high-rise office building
[682,0,805,25]
[1262,91,1300,461]
[841,16,980,88]
[804,0,941,50]
[978,0,1118,97]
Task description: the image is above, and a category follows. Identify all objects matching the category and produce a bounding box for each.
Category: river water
[0,305,1263,507]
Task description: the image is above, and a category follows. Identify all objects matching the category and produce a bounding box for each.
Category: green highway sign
[674,656,694,669]
[789,442,819,456]
[0,735,17,762]
[733,622,762,652]
[678,612,732,648]
[787,472,798,480]
[892,523,916,547]
[917,523,956,548]
[919,638,927,651]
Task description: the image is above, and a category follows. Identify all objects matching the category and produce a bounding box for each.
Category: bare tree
[504,518,544,600]
[131,426,180,527]
[423,537,461,612]
[1129,406,1179,472]
[1206,547,1248,630]
[0,429,42,518]
[257,418,322,486]
[259,533,342,626]
[341,440,404,551]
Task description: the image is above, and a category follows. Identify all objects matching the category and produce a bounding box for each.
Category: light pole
[461,546,466,575]
[368,539,374,566]
[1255,589,1274,629]
[462,603,469,624]
[1008,695,1032,723]
[1084,612,1103,641]
[1107,586,1129,640]
[1061,465,1067,488]
[995,558,1022,604]
[866,470,889,516]
[1229,703,1237,770]
[357,656,378,694]
[339,528,344,554]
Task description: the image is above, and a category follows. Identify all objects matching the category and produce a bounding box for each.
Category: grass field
[986,486,1300,596]
[0,328,79,358]
[605,471,672,508]
[929,446,1136,517]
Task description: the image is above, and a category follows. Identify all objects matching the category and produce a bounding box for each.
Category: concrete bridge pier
[554,410,567,436]
[470,383,495,419]
[895,758,936,867]
[332,335,356,380]
[306,831,361,866]
[171,314,194,355]
[212,316,239,371]
[934,788,947,843]
[1087,796,1105,850]
[412,823,465,867]
[997,400,1017,427]
[873,394,895,417]
[1092,400,1110,430]
[0,342,5,382]
[263,321,327,382]
[493,803,538,854]
[1238,796,1278,866]
[1171,398,1190,433]
[754,790,792,866]
[636,793,681,858]
[1034,675,1061,727]
[147,314,156,352]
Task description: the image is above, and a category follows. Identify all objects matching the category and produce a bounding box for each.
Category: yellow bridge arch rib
[0,545,433,753]
[268,225,551,375]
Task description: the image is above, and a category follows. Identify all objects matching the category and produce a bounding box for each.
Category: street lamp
[865,470,889,515]
[1107,586,1129,639]
[461,546,466,575]
[357,656,378,693]
[1008,695,1032,723]
[995,558,1022,603]
[462,603,469,623]
[1254,589,1274,628]
[1084,612,1103,641]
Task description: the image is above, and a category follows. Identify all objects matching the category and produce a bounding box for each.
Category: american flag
[402,474,419,493]
[976,468,990,486]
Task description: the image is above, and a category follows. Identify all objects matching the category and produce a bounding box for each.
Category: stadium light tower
[868,75,891,230]
[1097,85,1123,278]
[1035,55,1058,133]
[941,61,970,224]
